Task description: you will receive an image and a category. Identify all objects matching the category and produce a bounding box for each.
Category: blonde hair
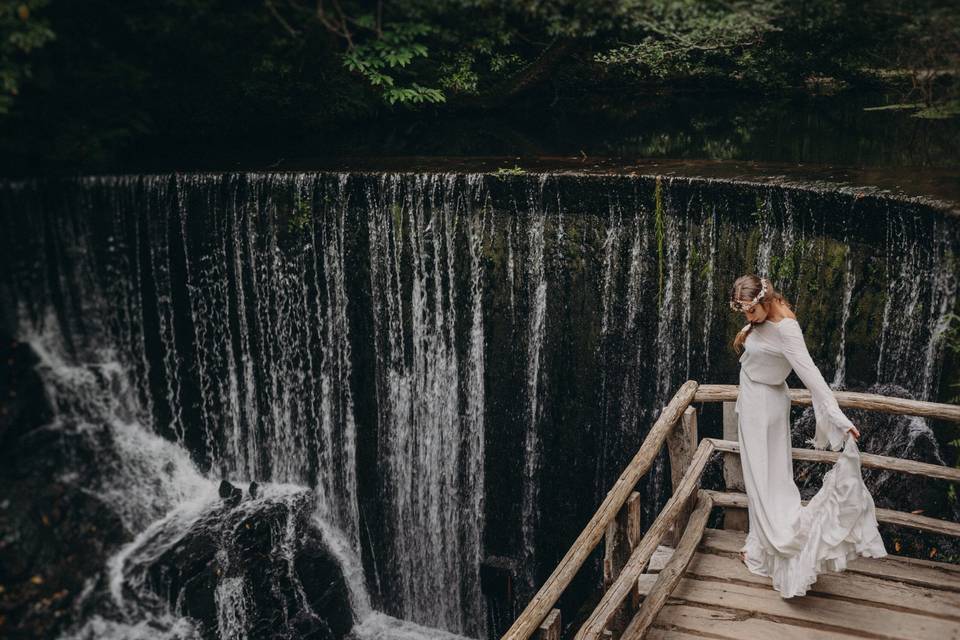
[730,274,794,354]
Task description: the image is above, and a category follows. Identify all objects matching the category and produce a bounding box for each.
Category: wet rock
[132,489,354,640]
[248,481,259,499]
[219,480,242,507]
[792,383,953,512]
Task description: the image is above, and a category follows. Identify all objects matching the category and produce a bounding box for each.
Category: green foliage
[913,100,960,119]
[0,0,54,114]
[3,0,959,169]
[493,165,526,177]
[288,198,312,234]
[595,0,781,80]
[341,20,445,104]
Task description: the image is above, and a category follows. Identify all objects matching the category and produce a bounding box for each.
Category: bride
[728,274,888,598]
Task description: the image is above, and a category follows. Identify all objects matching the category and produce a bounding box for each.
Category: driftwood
[694,384,960,422]
[501,379,700,640]
[621,491,713,640]
[574,439,716,640]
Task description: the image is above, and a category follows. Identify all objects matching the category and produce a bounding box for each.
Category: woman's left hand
[847,424,860,440]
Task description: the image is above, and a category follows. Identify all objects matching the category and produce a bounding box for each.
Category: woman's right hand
[847,424,860,441]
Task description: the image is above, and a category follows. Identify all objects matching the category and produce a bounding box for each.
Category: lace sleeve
[777,319,853,451]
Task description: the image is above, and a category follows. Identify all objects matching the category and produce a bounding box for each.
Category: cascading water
[1,171,958,640]
[364,173,488,635]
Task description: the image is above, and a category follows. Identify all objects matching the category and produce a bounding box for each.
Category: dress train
[739,435,887,598]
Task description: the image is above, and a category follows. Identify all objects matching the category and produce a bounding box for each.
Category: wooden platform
[503,385,960,640]
[641,528,960,640]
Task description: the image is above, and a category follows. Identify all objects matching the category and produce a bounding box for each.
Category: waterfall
[521,182,549,596]
[365,173,487,635]
[833,240,855,388]
[1,172,958,640]
[876,210,958,399]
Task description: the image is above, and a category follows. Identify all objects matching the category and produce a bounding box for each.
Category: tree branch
[265,0,300,37]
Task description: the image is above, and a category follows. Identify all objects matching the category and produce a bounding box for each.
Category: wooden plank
[635,574,960,640]
[705,489,960,538]
[645,627,708,640]
[708,438,960,483]
[645,603,866,640]
[503,379,700,640]
[698,527,960,592]
[667,406,699,546]
[647,545,675,574]
[646,547,960,621]
[536,609,561,640]
[694,384,960,423]
[622,492,714,640]
[574,439,717,640]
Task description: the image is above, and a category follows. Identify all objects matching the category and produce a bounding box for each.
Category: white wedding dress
[734,317,888,598]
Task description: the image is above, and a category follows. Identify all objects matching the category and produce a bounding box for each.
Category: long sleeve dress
[734,316,887,598]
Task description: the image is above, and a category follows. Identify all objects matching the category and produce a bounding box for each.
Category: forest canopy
[1,0,957,172]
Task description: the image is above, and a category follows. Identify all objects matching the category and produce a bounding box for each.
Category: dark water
[124,94,960,177]
[1,172,958,639]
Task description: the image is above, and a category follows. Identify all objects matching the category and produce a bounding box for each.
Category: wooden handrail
[707,438,960,483]
[505,381,960,640]
[574,438,717,640]
[705,490,960,537]
[694,384,960,423]
[620,490,714,640]
[500,380,700,640]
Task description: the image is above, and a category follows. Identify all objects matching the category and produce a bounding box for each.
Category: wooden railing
[502,380,960,640]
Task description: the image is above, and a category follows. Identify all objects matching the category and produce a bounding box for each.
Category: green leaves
[340,19,444,105]
[383,83,444,104]
[0,0,55,114]
[594,0,781,80]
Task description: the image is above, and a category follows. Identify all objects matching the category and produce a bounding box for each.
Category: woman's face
[736,299,768,324]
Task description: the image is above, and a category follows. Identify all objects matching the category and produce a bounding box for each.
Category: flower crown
[729,277,768,312]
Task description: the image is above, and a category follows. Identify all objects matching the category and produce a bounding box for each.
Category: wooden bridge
[502,382,960,640]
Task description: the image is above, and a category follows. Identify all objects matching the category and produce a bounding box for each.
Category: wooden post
[536,609,561,640]
[603,492,641,636]
[603,492,641,590]
[666,406,698,546]
[722,401,748,532]
[621,491,713,640]
[575,440,716,640]
[503,381,699,640]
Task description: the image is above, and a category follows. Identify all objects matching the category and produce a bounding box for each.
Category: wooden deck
[642,528,960,640]
[503,382,960,640]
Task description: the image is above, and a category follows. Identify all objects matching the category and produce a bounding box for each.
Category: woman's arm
[778,319,855,451]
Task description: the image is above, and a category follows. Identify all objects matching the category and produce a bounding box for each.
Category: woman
[729,274,887,598]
